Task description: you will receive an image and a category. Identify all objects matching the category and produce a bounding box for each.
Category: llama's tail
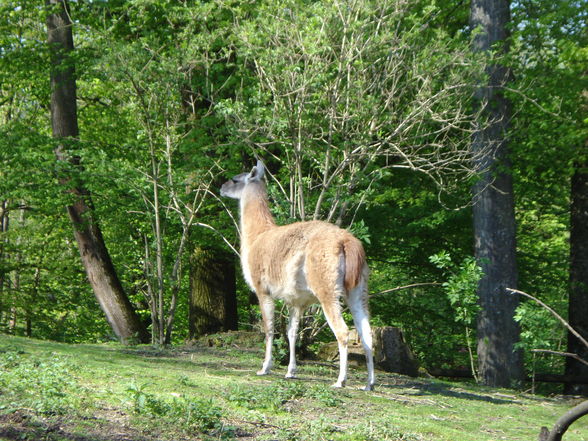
[342,235,367,291]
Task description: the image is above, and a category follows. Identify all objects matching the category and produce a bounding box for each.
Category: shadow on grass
[374,372,517,405]
[116,344,518,405]
[116,344,260,376]
[405,382,515,404]
[268,358,518,405]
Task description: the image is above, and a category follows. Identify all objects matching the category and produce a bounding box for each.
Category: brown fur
[239,182,368,304]
[342,236,366,292]
[246,217,366,303]
[241,185,276,245]
[221,162,375,389]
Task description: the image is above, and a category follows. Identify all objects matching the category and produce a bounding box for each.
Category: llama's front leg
[257,297,275,376]
[285,306,302,379]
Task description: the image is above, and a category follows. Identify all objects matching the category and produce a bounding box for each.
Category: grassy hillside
[0,334,586,441]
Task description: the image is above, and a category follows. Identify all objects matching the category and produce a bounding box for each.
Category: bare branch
[502,86,568,122]
[530,349,588,369]
[228,0,494,220]
[194,222,240,257]
[371,282,442,297]
[507,288,588,351]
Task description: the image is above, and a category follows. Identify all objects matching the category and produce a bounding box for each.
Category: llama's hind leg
[321,299,349,388]
[285,305,302,379]
[257,295,275,376]
[348,283,375,391]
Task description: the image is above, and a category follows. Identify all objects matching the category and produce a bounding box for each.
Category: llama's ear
[249,160,265,182]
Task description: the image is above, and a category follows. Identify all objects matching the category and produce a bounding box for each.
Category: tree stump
[370,326,419,377]
[318,326,419,377]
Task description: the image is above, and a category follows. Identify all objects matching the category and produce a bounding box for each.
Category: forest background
[0,0,586,395]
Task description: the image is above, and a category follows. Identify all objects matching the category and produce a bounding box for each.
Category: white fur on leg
[360,339,375,391]
[355,316,375,390]
[349,285,376,391]
[332,342,348,388]
[257,332,274,375]
[257,299,275,376]
[285,306,302,379]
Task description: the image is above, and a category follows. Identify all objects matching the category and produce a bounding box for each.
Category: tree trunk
[189,247,238,339]
[470,0,524,388]
[0,200,8,326]
[565,154,588,396]
[11,207,25,335]
[25,267,41,338]
[46,0,148,344]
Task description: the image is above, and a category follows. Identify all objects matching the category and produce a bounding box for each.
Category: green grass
[0,334,586,441]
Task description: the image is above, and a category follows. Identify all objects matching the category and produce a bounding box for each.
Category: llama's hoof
[256,369,271,376]
[362,384,375,392]
[331,381,345,389]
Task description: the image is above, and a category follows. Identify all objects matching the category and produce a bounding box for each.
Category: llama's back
[247,221,367,302]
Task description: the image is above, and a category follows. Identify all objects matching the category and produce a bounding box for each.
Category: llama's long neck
[239,182,276,247]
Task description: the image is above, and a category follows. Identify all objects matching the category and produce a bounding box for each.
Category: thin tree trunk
[8,306,16,334]
[143,234,159,345]
[0,200,8,326]
[10,206,25,335]
[46,0,148,344]
[470,0,523,388]
[163,224,190,345]
[26,267,41,338]
[189,247,237,339]
[150,158,165,345]
[565,153,588,395]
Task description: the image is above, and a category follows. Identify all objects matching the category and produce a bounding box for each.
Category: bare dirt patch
[0,410,154,441]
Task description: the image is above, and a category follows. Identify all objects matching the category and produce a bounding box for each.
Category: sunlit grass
[0,334,587,441]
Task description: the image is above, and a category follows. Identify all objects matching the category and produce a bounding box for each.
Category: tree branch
[540,400,588,441]
[531,349,588,369]
[371,282,442,297]
[507,288,588,351]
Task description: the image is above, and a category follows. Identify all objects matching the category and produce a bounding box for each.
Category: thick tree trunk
[189,247,238,338]
[565,155,588,396]
[470,0,524,388]
[47,0,148,344]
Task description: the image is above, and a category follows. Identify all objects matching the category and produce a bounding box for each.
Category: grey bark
[565,153,588,396]
[370,327,419,377]
[47,0,148,344]
[470,0,524,387]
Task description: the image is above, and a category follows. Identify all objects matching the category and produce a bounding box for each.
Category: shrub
[0,347,82,415]
[125,381,227,434]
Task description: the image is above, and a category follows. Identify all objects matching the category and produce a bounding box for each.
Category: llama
[221,160,375,391]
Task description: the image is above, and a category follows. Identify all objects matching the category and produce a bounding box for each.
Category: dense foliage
[0,0,586,387]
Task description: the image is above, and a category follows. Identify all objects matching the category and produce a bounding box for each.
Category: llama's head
[220,160,265,199]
